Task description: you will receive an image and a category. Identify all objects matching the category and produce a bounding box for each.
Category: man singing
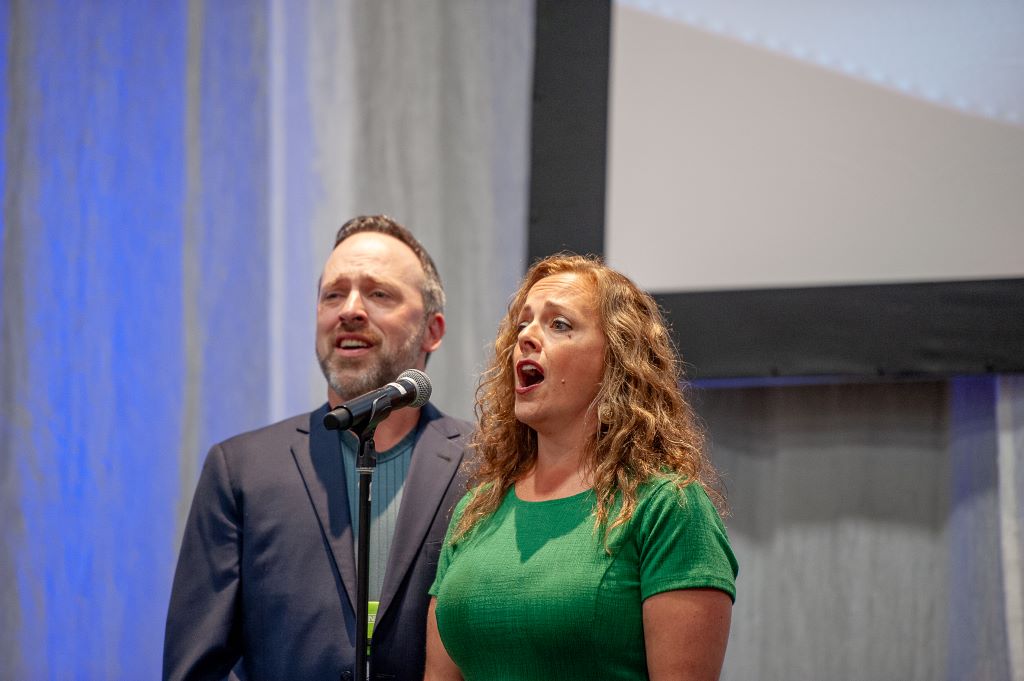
[164,215,473,681]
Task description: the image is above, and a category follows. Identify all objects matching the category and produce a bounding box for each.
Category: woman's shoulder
[637,472,696,497]
[635,473,719,519]
[452,483,485,513]
[451,481,508,518]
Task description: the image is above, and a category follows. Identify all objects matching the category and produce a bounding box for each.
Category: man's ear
[421,312,445,354]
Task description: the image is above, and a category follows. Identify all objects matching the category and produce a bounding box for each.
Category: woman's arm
[424,598,463,681]
[643,588,732,681]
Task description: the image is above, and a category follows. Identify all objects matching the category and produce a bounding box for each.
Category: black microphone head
[397,369,432,407]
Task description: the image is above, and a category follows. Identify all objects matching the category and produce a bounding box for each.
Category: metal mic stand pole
[354,424,376,681]
[350,394,391,681]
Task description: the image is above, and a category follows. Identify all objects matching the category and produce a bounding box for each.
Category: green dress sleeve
[636,478,738,602]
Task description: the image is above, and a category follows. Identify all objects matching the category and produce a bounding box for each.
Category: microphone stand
[349,395,392,681]
[324,370,432,681]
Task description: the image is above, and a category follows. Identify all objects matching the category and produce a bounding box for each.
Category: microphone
[323,369,432,431]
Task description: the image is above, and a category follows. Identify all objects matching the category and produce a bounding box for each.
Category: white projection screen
[600,0,1024,379]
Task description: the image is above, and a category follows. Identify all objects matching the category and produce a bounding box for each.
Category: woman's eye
[552,318,572,331]
[516,321,529,333]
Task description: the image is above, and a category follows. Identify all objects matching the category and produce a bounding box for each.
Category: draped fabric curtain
[269,0,533,424]
[0,1,532,677]
[700,375,1024,681]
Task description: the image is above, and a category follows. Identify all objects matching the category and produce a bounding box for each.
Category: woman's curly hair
[451,253,726,544]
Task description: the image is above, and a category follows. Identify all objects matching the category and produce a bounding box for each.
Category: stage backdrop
[2,1,1022,680]
[0,1,532,677]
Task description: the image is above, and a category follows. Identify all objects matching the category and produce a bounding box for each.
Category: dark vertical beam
[527,0,610,264]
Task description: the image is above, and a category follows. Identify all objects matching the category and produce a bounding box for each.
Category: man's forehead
[322,232,425,284]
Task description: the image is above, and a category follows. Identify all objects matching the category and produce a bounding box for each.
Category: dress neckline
[510,486,594,505]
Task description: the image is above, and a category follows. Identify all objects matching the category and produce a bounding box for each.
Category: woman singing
[425,254,737,680]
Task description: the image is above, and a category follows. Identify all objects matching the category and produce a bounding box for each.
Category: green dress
[429,476,738,680]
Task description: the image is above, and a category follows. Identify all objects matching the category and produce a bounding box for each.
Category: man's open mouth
[336,337,371,349]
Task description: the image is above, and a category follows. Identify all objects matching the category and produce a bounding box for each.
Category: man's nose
[338,292,368,324]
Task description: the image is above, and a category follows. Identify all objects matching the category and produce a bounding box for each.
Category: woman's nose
[517,323,540,353]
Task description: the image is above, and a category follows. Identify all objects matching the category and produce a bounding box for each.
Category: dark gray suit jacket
[163,402,472,681]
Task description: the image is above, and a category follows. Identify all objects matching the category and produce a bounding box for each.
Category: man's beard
[317,323,426,402]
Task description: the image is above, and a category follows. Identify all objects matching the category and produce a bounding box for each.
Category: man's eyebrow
[321,273,405,291]
[319,274,344,290]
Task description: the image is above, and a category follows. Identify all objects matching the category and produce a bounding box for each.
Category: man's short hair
[334,215,445,318]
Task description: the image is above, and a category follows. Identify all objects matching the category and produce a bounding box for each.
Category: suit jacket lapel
[291,405,358,611]
[376,404,465,623]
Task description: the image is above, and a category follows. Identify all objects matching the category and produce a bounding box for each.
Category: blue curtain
[1,2,270,677]
[1,1,537,676]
